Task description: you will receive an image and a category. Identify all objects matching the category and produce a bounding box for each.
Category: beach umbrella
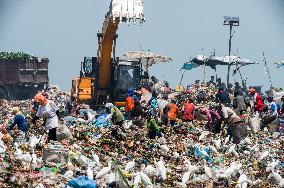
[123,50,173,69]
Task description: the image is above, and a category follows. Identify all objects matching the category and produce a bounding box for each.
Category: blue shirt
[9,114,29,132]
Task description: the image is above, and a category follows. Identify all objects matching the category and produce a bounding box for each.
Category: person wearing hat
[248,88,264,113]
[105,103,125,126]
[8,107,29,143]
[34,93,59,142]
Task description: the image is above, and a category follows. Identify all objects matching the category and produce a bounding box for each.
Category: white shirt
[36,100,59,130]
[157,99,168,111]
[222,106,241,124]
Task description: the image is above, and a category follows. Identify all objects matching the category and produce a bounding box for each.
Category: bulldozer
[71,0,145,107]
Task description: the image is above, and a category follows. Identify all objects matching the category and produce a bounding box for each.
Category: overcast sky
[0,0,283,91]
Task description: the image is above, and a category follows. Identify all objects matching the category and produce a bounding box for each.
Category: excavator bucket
[111,0,145,24]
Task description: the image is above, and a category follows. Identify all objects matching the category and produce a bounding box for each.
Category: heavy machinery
[72,0,145,107]
[0,52,49,100]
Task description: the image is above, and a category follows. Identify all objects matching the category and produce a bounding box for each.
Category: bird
[140,164,153,187]
[124,159,135,172]
[144,165,156,177]
[156,157,167,181]
[96,161,113,179]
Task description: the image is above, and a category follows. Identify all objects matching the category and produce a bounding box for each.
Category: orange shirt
[168,103,179,120]
[126,96,134,112]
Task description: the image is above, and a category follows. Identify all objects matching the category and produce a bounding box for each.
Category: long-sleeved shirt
[9,114,29,132]
[147,119,160,132]
[36,100,59,130]
[253,93,264,112]
[269,101,278,116]
[205,109,221,125]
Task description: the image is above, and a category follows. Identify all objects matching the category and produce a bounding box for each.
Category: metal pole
[179,70,186,86]
[263,52,273,89]
[227,24,232,87]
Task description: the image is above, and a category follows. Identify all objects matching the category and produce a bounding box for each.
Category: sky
[0,0,283,91]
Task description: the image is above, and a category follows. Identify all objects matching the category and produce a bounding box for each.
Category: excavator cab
[72,56,143,107]
[113,58,142,106]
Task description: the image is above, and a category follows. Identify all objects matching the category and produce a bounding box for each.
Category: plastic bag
[194,147,212,163]
[67,176,96,188]
[230,123,248,144]
[56,124,73,141]
[249,113,260,133]
[94,114,110,128]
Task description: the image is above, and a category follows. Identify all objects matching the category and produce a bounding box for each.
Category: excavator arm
[73,0,144,104]
[97,0,145,97]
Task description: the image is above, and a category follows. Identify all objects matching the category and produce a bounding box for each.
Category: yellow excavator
[71,0,145,107]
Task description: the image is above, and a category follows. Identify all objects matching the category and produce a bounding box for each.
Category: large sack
[249,113,261,133]
[261,114,277,126]
[43,143,68,164]
[230,123,248,144]
[266,119,279,133]
[56,124,73,142]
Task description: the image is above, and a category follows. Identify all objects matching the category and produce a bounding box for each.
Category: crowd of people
[1,78,283,187]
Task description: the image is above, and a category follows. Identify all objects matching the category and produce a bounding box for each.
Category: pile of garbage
[0,84,283,188]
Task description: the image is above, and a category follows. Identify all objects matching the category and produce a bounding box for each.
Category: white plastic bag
[56,124,73,141]
[249,113,260,133]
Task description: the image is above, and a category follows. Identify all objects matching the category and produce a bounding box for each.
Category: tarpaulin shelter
[182,55,258,70]
[275,60,284,68]
[123,50,173,70]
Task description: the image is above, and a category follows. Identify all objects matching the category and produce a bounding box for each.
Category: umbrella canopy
[275,60,284,68]
[184,55,258,70]
[123,50,173,68]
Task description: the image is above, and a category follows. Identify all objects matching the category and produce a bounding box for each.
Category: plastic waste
[67,176,97,188]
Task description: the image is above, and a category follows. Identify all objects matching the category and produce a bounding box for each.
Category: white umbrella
[123,50,173,69]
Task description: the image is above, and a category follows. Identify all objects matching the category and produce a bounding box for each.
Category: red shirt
[254,93,264,112]
[183,102,195,121]
[126,96,134,112]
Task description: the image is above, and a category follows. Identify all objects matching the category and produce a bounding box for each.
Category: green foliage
[0,52,33,62]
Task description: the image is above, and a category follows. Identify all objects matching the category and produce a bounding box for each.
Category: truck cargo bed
[0,57,49,84]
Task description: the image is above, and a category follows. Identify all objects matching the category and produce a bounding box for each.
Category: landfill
[0,83,283,188]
